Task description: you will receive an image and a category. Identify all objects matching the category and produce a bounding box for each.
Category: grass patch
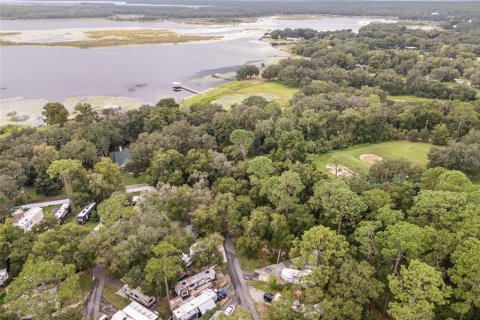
[248,280,288,294]
[24,186,67,202]
[0,29,218,48]
[309,140,432,175]
[103,284,130,309]
[121,172,146,186]
[182,80,298,108]
[78,273,93,295]
[238,252,273,272]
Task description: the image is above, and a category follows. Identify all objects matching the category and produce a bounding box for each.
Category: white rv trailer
[112,301,159,320]
[174,266,216,298]
[172,289,218,320]
[122,284,156,308]
[76,202,96,224]
[54,202,71,223]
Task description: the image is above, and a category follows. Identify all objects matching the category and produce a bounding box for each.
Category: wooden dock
[172,82,201,94]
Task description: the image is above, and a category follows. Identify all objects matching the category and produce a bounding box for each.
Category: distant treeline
[2,1,480,21]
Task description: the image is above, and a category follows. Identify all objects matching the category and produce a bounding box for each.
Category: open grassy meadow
[182,80,298,108]
[309,141,432,175]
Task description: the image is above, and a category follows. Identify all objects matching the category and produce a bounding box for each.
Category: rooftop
[111,301,158,320]
[172,289,217,318]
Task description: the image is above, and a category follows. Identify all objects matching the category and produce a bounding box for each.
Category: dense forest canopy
[1,9,480,320]
[2,0,480,21]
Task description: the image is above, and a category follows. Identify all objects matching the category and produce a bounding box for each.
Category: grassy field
[309,141,432,175]
[182,81,298,108]
[103,284,130,309]
[120,172,146,186]
[0,29,217,48]
[24,186,67,202]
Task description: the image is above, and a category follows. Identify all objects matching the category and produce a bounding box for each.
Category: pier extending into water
[172,82,201,94]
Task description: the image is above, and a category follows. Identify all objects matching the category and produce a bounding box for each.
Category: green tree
[236,64,260,80]
[29,223,89,266]
[448,237,480,319]
[388,259,451,320]
[319,186,367,234]
[376,221,428,275]
[229,129,255,160]
[191,232,224,269]
[5,261,81,318]
[261,170,305,214]
[247,156,276,179]
[291,225,349,269]
[143,241,184,304]
[146,149,186,186]
[60,138,98,168]
[270,213,294,263]
[42,102,69,126]
[47,159,87,212]
[431,124,451,145]
[90,157,123,202]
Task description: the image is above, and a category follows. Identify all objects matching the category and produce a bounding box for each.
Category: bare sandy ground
[326,163,355,177]
[359,153,383,164]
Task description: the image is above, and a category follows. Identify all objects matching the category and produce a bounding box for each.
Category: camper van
[54,203,71,224]
[122,284,156,308]
[76,202,96,224]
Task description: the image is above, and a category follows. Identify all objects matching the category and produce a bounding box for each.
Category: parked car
[263,293,274,303]
[224,305,236,316]
[98,315,109,320]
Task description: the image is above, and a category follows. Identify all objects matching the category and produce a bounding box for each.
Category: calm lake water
[0,16,394,124]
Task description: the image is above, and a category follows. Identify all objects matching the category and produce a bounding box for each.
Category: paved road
[18,198,70,210]
[15,184,156,210]
[224,236,260,320]
[84,265,106,320]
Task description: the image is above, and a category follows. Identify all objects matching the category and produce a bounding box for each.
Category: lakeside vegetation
[0,29,218,48]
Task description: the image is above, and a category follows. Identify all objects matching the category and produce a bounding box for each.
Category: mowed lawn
[181,80,298,108]
[309,141,433,175]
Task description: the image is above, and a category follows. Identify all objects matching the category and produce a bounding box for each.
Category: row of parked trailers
[51,202,97,225]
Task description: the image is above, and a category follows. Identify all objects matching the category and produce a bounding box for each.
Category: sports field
[181,80,298,108]
[309,141,433,175]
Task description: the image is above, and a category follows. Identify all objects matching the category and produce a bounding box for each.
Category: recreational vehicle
[122,284,156,308]
[54,203,71,223]
[76,202,96,224]
[174,266,216,298]
[172,289,218,320]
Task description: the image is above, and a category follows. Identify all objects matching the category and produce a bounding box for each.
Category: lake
[0,15,394,125]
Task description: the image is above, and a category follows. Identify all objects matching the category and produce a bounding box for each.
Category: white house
[13,207,44,231]
[0,269,8,286]
[172,289,218,320]
[281,268,312,284]
[111,301,159,320]
[174,266,216,298]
